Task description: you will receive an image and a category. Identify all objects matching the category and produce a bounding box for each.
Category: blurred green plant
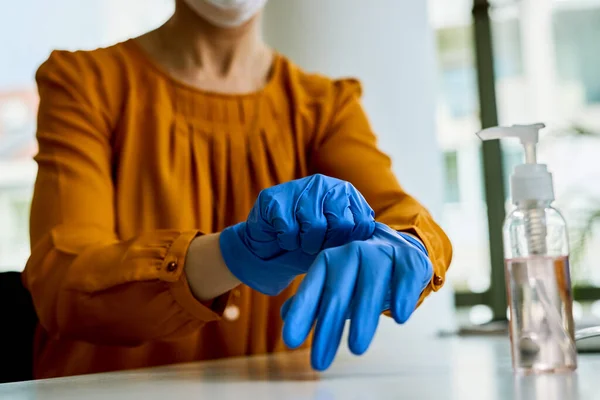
[553,124,600,287]
[571,207,600,285]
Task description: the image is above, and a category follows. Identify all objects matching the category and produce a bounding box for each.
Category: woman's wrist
[184,232,240,302]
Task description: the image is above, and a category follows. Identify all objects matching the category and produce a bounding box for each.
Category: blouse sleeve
[23,51,224,347]
[308,79,453,306]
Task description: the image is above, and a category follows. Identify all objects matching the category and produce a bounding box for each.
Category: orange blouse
[23,40,452,379]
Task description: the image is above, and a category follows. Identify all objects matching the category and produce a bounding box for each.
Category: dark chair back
[0,271,37,383]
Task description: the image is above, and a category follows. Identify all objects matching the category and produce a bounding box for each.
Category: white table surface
[1,336,599,400]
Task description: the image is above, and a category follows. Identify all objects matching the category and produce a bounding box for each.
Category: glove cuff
[219,223,293,296]
[396,231,428,256]
[219,223,260,291]
[396,231,433,291]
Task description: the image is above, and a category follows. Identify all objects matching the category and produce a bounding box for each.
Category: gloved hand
[219,174,375,296]
[280,222,433,371]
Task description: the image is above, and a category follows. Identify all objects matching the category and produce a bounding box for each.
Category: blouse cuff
[166,230,231,322]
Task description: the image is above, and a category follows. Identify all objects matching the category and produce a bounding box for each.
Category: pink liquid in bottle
[505,255,577,374]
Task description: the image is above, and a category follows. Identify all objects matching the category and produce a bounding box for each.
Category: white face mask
[183,0,268,28]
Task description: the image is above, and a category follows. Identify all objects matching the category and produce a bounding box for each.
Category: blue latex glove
[280,222,433,371]
[219,174,376,296]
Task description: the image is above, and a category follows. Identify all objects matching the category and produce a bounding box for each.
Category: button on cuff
[166,261,178,272]
[157,230,199,282]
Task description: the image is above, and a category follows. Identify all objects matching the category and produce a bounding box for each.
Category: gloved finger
[253,183,303,253]
[281,293,324,330]
[311,245,360,371]
[348,189,376,241]
[281,291,326,324]
[242,217,281,259]
[390,247,433,324]
[282,252,328,349]
[321,183,355,249]
[276,249,317,274]
[296,175,330,255]
[281,297,293,320]
[348,245,392,355]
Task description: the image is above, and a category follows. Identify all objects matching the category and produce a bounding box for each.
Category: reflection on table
[1,336,598,399]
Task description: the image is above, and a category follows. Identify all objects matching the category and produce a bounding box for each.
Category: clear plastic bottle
[504,200,576,374]
[478,123,577,374]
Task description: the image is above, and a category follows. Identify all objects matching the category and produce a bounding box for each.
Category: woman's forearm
[184,233,241,302]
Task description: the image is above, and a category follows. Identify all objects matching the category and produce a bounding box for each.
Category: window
[430,0,492,302]
[431,0,600,325]
[494,1,600,304]
[443,151,460,204]
[554,8,600,105]
[436,26,478,119]
[0,189,32,271]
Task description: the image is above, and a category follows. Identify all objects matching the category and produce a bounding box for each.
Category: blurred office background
[2,0,600,337]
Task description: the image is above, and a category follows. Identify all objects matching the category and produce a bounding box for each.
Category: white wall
[263,0,456,339]
[0,0,172,90]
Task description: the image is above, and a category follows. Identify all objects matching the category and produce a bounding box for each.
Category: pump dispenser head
[476,123,554,204]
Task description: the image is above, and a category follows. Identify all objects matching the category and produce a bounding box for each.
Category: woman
[24,0,452,379]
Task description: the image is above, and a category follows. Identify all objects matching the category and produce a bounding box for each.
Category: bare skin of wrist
[184,233,241,302]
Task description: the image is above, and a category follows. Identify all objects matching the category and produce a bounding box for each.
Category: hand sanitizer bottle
[477,123,577,374]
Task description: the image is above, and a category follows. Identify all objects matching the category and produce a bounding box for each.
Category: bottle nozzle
[476,123,545,164]
[476,123,554,204]
[524,143,537,164]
